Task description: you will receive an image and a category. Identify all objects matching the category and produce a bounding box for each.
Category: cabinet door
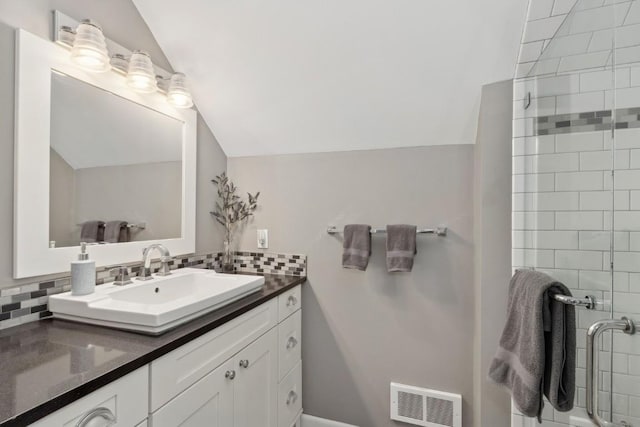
[151,359,234,427]
[234,328,278,427]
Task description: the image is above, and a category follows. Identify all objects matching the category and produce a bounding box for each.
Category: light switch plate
[257,229,268,249]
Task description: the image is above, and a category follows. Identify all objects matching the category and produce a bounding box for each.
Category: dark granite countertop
[0,273,305,426]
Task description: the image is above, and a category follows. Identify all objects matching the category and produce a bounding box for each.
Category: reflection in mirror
[49,71,183,248]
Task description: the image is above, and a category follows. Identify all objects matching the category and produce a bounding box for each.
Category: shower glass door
[611,1,640,425]
[511,0,640,425]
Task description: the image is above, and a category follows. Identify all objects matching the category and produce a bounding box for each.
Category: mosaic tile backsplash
[535,107,640,136]
[0,250,306,330]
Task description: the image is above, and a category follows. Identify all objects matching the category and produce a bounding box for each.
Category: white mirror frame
[14,29,197,278]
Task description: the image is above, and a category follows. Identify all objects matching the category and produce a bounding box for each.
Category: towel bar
[553,294,597,310]
[327,226,447,236]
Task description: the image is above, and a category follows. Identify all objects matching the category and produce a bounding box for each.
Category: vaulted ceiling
[134,0,528,157]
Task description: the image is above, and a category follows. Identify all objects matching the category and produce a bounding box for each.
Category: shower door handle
[586,317,637,427]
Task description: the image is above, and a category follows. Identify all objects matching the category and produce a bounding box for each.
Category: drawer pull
[239,359,250,368]
[286,390,298,406]
[286,295,298,307]
[286,336,298,350]
[76,407,116,427]
[225,370,236,380]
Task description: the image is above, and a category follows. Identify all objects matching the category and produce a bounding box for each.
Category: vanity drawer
[30,366,148,427]
[278,285,301,322]
[278,361,302,427]
[150,299,278,411]
[278,309,301,381]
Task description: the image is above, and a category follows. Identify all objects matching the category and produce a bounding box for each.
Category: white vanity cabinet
[30,367,148,427]
[27,284,303,427]
[150,284,303,427]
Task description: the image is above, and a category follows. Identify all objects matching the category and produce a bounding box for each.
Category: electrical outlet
[257,229,268,249]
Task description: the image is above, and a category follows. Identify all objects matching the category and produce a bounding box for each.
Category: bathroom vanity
[0,277,303,427]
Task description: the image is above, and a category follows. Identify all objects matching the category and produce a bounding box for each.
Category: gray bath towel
[104,221,130,243]
[80,221,105,243]
[342,224,372,271]
[489,269,575,420]
[386,224,417,272]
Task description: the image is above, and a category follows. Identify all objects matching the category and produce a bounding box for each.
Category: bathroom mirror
[14,29,197,278]
[49,72,183,248]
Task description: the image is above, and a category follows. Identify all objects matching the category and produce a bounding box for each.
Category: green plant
[210,172,260,245]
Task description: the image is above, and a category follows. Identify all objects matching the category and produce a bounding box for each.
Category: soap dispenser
[71,242,96,296]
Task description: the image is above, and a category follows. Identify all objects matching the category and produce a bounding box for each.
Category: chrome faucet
[137,244,172,281]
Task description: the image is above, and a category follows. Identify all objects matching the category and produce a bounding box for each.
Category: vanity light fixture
[126,50,158,93]
[166,73,194,109]
[70,20,110,73]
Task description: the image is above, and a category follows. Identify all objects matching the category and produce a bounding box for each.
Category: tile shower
[512,1,640,425]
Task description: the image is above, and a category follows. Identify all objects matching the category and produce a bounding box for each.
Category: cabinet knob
[286,295,298,307]
[286,390,298,406]
[225,370,236,380]
[239,359,250,368]
[75,407,116,427]
[286,336,298,350]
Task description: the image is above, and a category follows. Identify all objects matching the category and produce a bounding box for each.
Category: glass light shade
[126,51,157,93]
[70,20,110,72]
[166,73,194,108]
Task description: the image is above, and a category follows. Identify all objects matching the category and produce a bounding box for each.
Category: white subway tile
[531,58,561,76]
[580,191,611,210]
[579,270,613,291]
[616,23,640,49]
[556,91,605,114]
[580,150,630,171]
[519,41,545,63]
[614,170,640,189]
[588,28,613,52]
[617,45,640,66]
[579,231,629,251]
[523,15,567,43]
[613,251,640,272]
[513,118,535,137]
[630,149,640,168]
[631,191,640,210]
[514,96,556,119]
[556,131,604,152]
[580,69,616,92]
[625,1,640,25]
[528,0,555,20]
[553,0,578,15]
[533,152,580,172]
[513,212,556,230]
[630,232,640,251]
[558,51,611,73]
[546,33,593,59]
[556,250,603,270]
[630,273,640,292]
[537,192,581,210]
[515,62,535,79]
[615,86,640,109]
[513,249,555,268]
[614,211,640,231]
[513,135,556,156]
[535,231,580,249]
[613,129,640,149]
[556,211,603,230]
[533,74,581,97]
[612,372,640,397]
[630,65,640,87]
[538,268,579,288]
[513,173,556,192]
[556,171,603,191]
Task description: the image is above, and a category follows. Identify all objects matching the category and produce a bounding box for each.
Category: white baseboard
[301,414,359,427]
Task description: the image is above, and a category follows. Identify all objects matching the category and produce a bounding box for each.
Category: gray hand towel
[386,224,417,272]
[80,221,105,243]
[342,224,371,271]
[488,269,576,420]
[104,221,131,243]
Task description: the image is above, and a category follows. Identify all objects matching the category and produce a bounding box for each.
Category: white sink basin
[49,268,265,335]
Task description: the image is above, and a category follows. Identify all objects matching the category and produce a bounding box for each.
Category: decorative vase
[222,239,234,273]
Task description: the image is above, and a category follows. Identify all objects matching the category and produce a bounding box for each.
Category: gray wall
[472,80,513,427]
[0,0,227,287]
[228,145,475,427]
